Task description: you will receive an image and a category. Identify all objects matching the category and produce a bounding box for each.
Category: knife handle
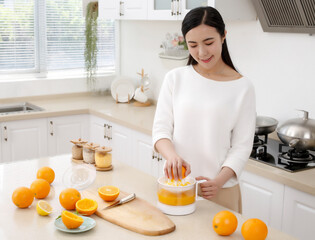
[120,193,136,204]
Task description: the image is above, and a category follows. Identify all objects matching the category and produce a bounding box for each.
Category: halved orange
[171,166,186,180]
[98,186,120,201]
[61,210,84,229]
[76,198,98,216]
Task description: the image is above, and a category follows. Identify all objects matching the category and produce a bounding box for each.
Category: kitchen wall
[120,19,315,124]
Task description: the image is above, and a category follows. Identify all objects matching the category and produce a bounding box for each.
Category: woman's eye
[189,45,197,48]
[206,42,213,46]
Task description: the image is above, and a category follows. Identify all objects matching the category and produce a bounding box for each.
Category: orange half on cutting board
[98,186,120,201]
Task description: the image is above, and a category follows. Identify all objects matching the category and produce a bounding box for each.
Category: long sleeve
[152,72,174,152]
[222,83,256,179]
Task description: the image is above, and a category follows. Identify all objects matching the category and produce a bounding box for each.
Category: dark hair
[181,7,237,72]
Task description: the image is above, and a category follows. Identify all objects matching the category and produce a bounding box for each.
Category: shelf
[158,52,189,60]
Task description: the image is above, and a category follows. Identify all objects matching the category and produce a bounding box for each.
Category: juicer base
[157,201,196,216]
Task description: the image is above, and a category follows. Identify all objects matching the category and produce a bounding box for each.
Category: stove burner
[253,134,268,148]
[250,139,315,173]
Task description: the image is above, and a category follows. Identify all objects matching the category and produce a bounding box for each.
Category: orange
[213,210,238,236]
[59,188,81,210]
[12,187,34,208]
[30,179,50,199]
[241,218,268,240]
[171,166,186,180]
[61,210,84,229]
[76,198,98,215]
[98,186,120,201]
[37,166,55,184]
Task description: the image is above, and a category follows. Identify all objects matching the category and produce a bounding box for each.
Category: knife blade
[102,193,136,210]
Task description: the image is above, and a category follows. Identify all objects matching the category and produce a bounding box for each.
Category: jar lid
[70,138,88,146]
[95,146,112,153]
[83,142,100,150]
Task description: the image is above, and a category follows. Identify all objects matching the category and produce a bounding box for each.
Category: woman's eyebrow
[187,37,214,43]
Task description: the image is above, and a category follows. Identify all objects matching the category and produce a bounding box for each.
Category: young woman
[152,7,256,213]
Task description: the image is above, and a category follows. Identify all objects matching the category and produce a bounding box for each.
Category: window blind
[0,0,115,74]
[46,0,115,71]
[0,0,35,71]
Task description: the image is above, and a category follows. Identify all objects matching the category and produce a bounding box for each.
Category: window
[0,0,115,77]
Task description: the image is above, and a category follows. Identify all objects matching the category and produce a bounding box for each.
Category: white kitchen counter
[0,155,296,239]
[1,93,315,196]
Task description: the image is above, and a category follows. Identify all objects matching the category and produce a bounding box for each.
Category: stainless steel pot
[276,110,315,151]
[256,116,278,135]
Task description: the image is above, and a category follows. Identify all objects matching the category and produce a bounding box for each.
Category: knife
[102,193,136,210]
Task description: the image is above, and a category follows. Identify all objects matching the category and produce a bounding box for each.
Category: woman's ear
[222,30,227,44]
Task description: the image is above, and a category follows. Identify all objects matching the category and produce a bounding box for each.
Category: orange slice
[98,186,120,201]
[61,210,84,229]
[75,198,98,216]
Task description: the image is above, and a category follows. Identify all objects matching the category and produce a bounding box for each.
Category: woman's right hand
[164,154,191,180]
[155,138,191,180]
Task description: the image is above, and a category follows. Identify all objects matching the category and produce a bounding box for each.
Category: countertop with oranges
[0,154,296,239]
[1,93,315,196]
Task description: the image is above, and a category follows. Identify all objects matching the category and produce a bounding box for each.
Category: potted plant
[84,1,98,91]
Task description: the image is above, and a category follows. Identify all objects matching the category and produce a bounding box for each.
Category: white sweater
[152,65,256,187]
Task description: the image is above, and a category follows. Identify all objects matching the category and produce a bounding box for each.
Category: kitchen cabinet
[239,171,284,230]
[90,115,134,166]
[133,131,164,178]
[0,119,48,163]
[282,186,315,240]
[147,0,214,20]
[99,0,147,20]
[110,122,133,167]
[47,115,89,156]
[89,115,111,146]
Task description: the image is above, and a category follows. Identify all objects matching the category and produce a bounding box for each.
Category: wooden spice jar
[83,142,100,164]
[95,146,112,168]
[70,138,88,160]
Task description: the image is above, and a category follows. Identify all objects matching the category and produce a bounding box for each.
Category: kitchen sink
[0,102,44,115]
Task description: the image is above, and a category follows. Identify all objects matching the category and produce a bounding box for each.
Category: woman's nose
[198,45,208,57]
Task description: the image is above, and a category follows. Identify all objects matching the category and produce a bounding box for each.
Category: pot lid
[276,110,315,140]
[83,142,100,150]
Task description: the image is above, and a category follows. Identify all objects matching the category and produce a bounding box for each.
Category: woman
[152,6,256,213]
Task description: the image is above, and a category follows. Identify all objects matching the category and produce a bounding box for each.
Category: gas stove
[250,135,315,172]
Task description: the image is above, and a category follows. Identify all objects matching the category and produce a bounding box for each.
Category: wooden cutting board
[81,189,176,236]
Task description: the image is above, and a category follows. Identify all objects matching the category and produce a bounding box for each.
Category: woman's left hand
[195,176,223,199]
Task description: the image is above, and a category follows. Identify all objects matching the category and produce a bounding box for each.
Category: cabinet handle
[108,125,112,140]
[104,123,108,139]
[152,151,157,159]
[49,121,53,136]
[158,154,162,161]
[4,126,8,141]
[177,0,181,15]
[120,1,124,16]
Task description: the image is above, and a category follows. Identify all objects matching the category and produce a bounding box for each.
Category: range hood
[252,0,315,34]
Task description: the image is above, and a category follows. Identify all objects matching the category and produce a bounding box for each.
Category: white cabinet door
[133,131,164,178]
[148,0,214,20]
[239,171,284,230]
[89,115,111,146]
[48,115,89,156]
[180,0,215,19]
[110,122,133,166]
[121,0,147,19]
[282,186,315,240]
[99,0,147,20]
[99,0,119,20]
[1,119,48,162]
[148,0,177,20]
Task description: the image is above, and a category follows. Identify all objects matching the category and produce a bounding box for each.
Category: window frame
[0,0,119,81]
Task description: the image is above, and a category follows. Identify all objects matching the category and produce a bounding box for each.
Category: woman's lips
[200,56,212,63]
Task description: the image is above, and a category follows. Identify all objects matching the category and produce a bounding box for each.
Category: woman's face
[185,24,226,71]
